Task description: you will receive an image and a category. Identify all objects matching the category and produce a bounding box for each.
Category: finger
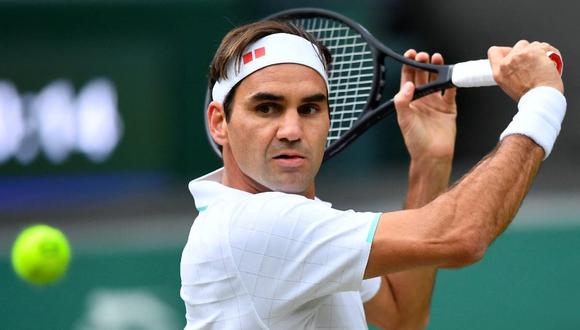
[443,86,457,104]
[488,46,512,59]
[394,81,415,113]
[530,41,562,58]
[430,53,444,80]
[540,41,553,49]
[414,51,430,86]
[512,39,530,51]
[530,41,561,58]
[546,48,564,75]
[428,52,456,105]
[401,49,417,89]
[529,41,551,57]
[530,41,550,50]
[532,41,563,75]
[431,53,444,65]
[542,42,562,57]
[488,46,512,79]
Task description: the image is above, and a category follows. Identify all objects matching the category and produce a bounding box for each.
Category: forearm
[367,135,544,276]
[366,41,562,328]
[405,157,452,209]
[433,135,543,254]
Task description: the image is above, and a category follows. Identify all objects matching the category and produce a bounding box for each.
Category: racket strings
[293,17,374,146]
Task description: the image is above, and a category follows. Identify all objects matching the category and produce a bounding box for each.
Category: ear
[208,101,228,146]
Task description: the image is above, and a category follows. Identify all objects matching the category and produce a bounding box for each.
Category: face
[212,64,329,198]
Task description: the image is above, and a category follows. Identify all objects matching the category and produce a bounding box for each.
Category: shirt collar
[188,168,251,212]
[188,168,332,211]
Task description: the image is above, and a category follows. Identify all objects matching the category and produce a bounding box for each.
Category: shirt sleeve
[227,191,380,317]
[360,277,382,303]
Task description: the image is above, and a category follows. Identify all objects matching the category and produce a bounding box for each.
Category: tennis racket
[204,7,563,161]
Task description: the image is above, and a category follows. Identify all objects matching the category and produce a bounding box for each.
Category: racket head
[267,8,386,156]
[203,8,396,160]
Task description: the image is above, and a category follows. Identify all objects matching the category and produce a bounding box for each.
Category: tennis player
[180,20,565,329]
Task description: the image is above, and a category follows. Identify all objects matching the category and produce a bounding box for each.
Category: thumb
[394,81,415,113]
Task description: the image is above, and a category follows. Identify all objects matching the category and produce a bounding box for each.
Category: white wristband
[499,86,566,159]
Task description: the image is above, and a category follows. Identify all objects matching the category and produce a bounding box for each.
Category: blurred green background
[1,0,578,329]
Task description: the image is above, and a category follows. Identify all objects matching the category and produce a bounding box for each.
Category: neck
[221,148,270,195]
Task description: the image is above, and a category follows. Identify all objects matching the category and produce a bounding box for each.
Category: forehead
[237,63,328,97]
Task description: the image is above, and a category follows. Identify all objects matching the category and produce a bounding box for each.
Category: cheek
[228,118,268,157]
[315,119,330,148]
[229,124,251,153]
[317,134,328,156]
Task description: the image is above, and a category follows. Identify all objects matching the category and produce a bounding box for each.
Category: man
[180,20,565,329]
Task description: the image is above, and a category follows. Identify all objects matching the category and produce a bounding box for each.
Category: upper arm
[364,208,436,278]
[364,203,476,279]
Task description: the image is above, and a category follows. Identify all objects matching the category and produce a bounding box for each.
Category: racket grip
[451,52,564,88]
[451,60,495,88]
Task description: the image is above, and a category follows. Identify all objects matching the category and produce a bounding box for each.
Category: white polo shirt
[180,168,382,329]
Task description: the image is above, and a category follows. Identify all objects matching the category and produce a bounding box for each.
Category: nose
[276,109,303,142]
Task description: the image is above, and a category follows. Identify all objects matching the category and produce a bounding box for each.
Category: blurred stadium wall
[0,1,578,329]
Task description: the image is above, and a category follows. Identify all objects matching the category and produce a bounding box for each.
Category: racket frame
[267,8,455,160]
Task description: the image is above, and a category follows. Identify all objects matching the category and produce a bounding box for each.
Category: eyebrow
[248,92,327,103]
[249,92,284,102]
[301,93,327,103]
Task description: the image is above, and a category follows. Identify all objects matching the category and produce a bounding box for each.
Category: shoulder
[229,191,336,225]
[228,191,379,246]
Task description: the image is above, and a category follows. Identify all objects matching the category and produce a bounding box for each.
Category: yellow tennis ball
[11,224,71,285]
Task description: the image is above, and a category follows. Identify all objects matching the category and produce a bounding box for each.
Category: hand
[394,50,457,162]
[488,40,564,101]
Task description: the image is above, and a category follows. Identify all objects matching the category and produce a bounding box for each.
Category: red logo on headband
[254,47,266,59]
[242,47,266,64]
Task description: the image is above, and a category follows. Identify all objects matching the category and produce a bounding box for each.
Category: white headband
[211,33,329,103]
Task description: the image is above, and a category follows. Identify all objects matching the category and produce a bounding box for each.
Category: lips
[272,152,306,167]
[273,154,304,159]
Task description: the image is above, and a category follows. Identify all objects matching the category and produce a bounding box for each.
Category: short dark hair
[208,20,331,121]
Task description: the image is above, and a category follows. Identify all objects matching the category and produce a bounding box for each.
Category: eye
[298,104,319,115]
[255,103,278,114]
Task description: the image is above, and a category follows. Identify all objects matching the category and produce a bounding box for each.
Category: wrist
[500,86,566,159]
[499,134,545,160]
[409,156,453,177]
[408,142,455,167]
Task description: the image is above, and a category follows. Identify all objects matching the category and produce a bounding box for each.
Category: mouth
[273,154,304,159]
[272,152,306,167]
